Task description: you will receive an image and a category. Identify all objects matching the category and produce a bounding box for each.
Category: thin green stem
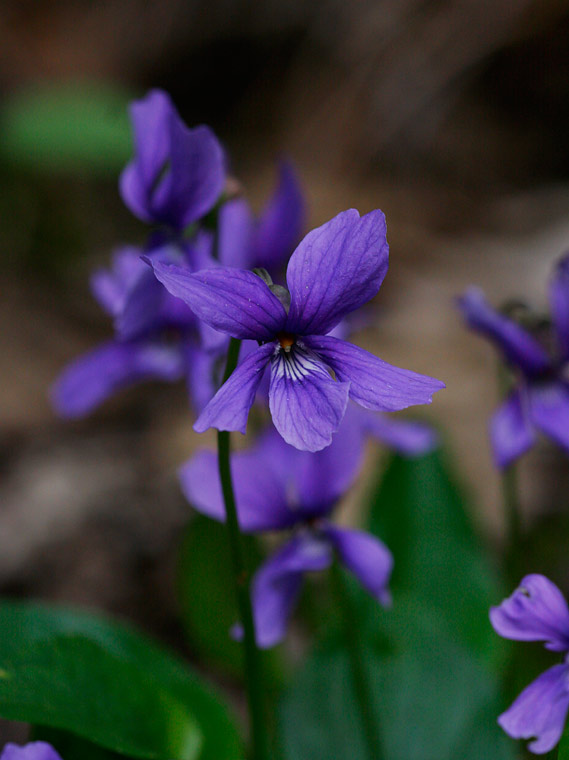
[217,338,269,760]
[331,563,383,760]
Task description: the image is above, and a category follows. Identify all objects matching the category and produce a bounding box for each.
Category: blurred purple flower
[120,89,225,231]
[182,416,392,647]
[458,256,569,468]
[0,744,62,760]
[490,574,569,754]
[150,208,444,451]
[217,161,305,275]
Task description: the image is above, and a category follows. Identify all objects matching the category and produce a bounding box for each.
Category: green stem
[332,563,383,760]
[217,338,269,760]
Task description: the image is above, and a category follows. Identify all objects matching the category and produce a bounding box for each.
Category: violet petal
[490,574,569,652]
[268,342,350,451]
[149,262,288,340]
[194,342,274,434]
[51,340,184,418]
[498,664,569,754]
[305,335,444,412]
[285,209,388,336]
[457,287,551,375]
[490,389,535,469]
[324,525,393,604]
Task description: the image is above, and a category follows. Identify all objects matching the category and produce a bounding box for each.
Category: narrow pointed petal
[218,197,254,269]
[324,525,393,604]
[529,382,569,452]
[457,287,551,375]
[294,407,365,510]
[253,160,305,271]
[149,261,287,340]
[358,408,439,456]
[498,664,569,754]
[51,340,184,418]
[194,342,274,434]
[305,335,444,412]
[490,390,535,469]
[269,342,350,451]
[119,90,172,223]
[179,441,296,532]
[184,342,218,414]
[490,574,569,652]
[247,534,333,648]
[1,744,63,760]
[550,253,569,360]
[286,209,388,335]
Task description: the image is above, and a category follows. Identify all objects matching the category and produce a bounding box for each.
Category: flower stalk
[217,337,269,760]
[332,562,384,760]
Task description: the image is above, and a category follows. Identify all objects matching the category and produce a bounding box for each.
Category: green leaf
[177,516,283,683]
[31,727,124,760]
[279,596,515,760]
[0,601,242,760]
[0,83,132,175]
[368,451,505,666]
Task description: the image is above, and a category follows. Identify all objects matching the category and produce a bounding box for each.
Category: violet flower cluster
[52,89,305,418]
[491,574,569,754]
[52,88,443,457]
[458,254,569,468]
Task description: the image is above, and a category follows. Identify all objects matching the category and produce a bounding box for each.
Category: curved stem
[217,338,269,760]
[331,563,384,760]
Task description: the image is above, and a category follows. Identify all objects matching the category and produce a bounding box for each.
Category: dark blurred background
[2,0,569,733]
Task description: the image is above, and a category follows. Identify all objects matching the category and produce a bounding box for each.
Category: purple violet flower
[51,246,191,418]
[149,208,445,451]
[182,417,392,647]
[458,258,569,468]
[119,89,225,231]
[0,744,62,760]
[490,574,569,754]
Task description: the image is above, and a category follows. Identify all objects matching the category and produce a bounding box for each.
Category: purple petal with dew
[550,253,569,361]
[498,664,569,754]
[286,209,388,336]
[294,405,366,511]
[218,197,254,269]
[490,574,569,652]
[305,335,445,412]
[268,341,350,451]
[529,381,569,453]
[179,437,297,532]
[194,341,274,434]
[457,287,551,375]
[490,389,535,469]
[119,90,173,223]
[51,340,185,418]
[154,121,224,229]
[90,246,146,317]
[252,160,305,272]
[0,744,63,760]
[243,533,334,648]
[357,407,439,456]
[149,261,288,340]
[324,525,393,605]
